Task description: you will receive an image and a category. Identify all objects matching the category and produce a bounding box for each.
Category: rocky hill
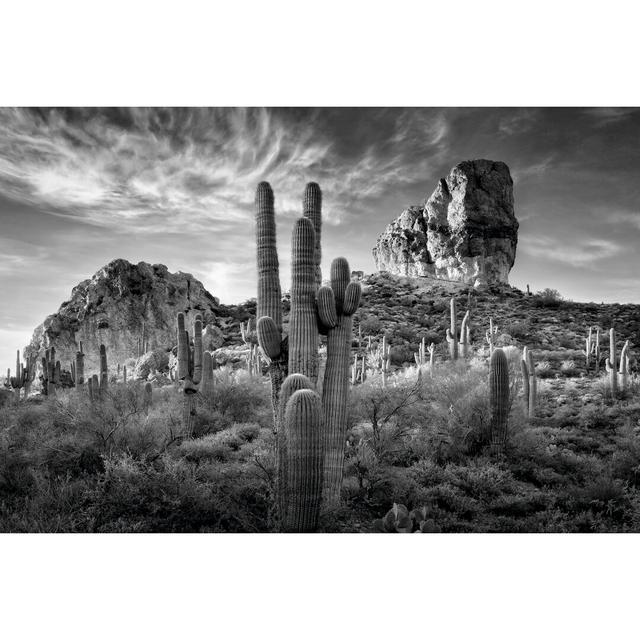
[352,272,640,376]
[372,159,518,286]
[25,259,254,382]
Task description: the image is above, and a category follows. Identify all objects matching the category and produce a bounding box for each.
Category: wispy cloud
[0,107,452,232]
[523,234,622,267]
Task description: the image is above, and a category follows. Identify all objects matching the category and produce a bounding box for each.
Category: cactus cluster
[373,503,441,533]
[446,298,471,360]
[42,347,61,396]
[87,344,110,401]
[254,181,361,531]
[4,350,36,401]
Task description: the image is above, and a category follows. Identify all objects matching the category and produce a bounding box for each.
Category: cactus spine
[489,348,510,454]
[446,297,458,360]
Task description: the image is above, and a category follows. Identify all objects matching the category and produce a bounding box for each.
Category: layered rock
[25,259,222,382]
[373,159,518,286]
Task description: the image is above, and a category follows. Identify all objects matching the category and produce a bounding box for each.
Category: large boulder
[373,159,519,286]
[25,259,223,383]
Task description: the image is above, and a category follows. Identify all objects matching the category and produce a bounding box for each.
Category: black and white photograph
[2,2,639,638]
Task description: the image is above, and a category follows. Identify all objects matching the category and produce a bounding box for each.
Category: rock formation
[372,159,519,286]
[25,259,222,382]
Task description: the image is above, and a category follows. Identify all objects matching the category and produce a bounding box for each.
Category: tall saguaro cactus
[605,327,617,397]
[460,310,471,358]
[489,348,510,455]
[177,312,203,436]
[446,297,458,360]
[254,181,361,530]
[75,342,85,386]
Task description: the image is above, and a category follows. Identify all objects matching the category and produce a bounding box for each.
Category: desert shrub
[535,360,554,378]
[560,360,579,377]
[211,369,271,425]
[504,321,531,340]
[389,344,415,366]
[533,288,563,308]
[359,314,383,335]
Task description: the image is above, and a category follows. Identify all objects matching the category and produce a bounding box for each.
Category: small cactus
[489,348,510,454]
[619,340,630,392]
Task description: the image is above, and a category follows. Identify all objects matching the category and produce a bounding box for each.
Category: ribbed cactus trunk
[303,182,322,289]
[277,373,315,527]
[288,218,319,382]
[489,348,510,455]
[321,257,361,508]
[255,182,287,422]
[282,388,324,533]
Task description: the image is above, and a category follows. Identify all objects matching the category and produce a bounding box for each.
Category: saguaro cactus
[254,182,361,528]
[99,344,108,392]
[521,347,537,418]
[605,327,617,397]
[460,310,471,358]
[143,381,153,413]
[446,297,458,360]
[41,347,60,396]
[177,313,203,436]
[303,182,322,289]
[489,348,510,455]
[282,388,324,532]
[485,318,498,356]
[619,340,630,392]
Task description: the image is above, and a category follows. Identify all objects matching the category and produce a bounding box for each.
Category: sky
[1,106,639,372]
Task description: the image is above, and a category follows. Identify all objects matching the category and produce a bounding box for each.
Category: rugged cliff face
[25,259,222,380]
[373,160,519,286]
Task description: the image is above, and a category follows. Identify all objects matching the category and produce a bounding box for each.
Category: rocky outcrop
[372,160,519,286]
[25,259,223,382]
